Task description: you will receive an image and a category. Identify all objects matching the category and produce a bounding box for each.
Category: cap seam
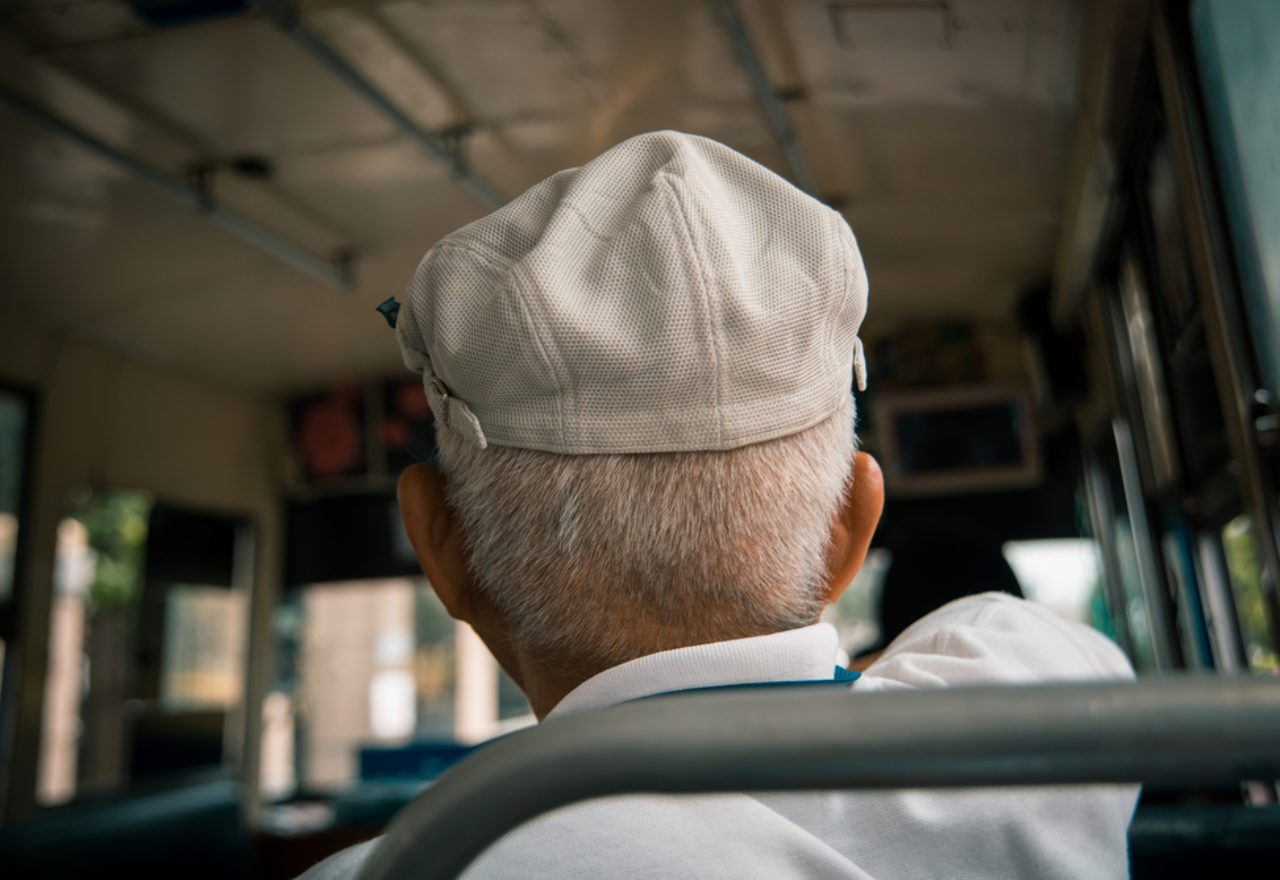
[662,170,725,446]
[509,260,573,448]
[474,381,846,455]
[404,267,453,429]
[559,199,614,242]
[431,241,571,448]
[825,209,846,385]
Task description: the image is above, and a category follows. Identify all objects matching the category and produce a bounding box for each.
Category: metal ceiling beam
[257,0,507,210]
[710,0,820,197]
[0,82,353,289]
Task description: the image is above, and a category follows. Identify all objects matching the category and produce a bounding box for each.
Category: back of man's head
[436,396,854,667]
[395,131,871,672]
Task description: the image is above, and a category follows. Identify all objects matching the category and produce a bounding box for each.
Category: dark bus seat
[1130,803,1280,877]
[0,769,248,880]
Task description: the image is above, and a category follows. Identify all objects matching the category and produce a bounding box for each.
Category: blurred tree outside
[1221,515,1279,673]
[69,486,152,613]
[65,486,153,793]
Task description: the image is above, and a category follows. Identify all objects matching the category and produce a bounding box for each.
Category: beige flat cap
[396,130,868,454]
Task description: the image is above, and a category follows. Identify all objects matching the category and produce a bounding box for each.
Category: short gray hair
[436,395,855,668]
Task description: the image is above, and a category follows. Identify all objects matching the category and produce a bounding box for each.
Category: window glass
[1003,539,1108,630]
[1192,0,1280,394]
[270,578,532,795]
[1220,514,1279,673]
[826,541,1121,662]
[0,388,31,605]
[1111,514,1159,671]
[39,489,153,805]
[38,490,250,805]
[161,585,247,710]
[823,548,892,659]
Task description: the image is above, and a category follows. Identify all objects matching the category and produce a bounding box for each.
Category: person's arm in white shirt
[858,591,1135,690]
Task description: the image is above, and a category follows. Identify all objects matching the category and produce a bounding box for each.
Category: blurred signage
[290,379,436,487]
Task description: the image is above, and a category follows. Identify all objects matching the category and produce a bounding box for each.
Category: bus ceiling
[0,0,1153,394]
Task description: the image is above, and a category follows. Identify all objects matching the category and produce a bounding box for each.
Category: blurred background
[0,0,1278,876]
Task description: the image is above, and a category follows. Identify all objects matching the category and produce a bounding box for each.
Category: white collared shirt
[302,593,1138,879]
[549,621,841,717]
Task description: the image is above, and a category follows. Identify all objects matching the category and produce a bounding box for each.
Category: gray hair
[436,395,855,668]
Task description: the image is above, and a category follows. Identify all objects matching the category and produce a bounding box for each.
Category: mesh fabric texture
[396,130,868,454]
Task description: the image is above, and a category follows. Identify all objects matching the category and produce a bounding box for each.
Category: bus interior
[0,0,1278,877]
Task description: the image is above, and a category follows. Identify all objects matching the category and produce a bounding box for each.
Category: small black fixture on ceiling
[129,0,249,28]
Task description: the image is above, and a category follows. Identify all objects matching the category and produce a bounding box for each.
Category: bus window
[269,579,532,797]
[37,489,251,805]
[825,539,1118,663]
[1003,539,1108,631]
[1220,515,1280,673]
[161,586,246,711]
[1083,429,1163,674]
[822,549,892,659]
[1109,512,1159,672]
[39,489,153,805]
[1192,0,1280,397]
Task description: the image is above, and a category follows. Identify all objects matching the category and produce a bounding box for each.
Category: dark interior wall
[875,431,1085,552]
[285,491,419,587]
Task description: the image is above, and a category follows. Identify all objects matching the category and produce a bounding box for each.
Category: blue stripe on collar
[636,666,860,702]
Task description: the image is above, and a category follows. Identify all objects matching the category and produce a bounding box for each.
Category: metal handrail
[0,83,352,289]
[354,677,1280,880]
[710,0,820,197]
[257,0,507,210]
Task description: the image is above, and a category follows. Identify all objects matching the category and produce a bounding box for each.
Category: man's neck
[521,668,593,720]
[470,616,605,719]
[469,600,824,719]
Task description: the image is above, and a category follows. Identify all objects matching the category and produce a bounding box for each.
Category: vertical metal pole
[1195,533,1248,671]
[1112,418,1180,670]
[1081,452,1137,660]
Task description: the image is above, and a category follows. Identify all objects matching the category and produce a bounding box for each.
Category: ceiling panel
[0,0,1088,392]
[0,108,267,325]
[37,16,399,156]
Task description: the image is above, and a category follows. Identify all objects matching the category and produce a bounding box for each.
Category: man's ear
[397,463,476,622]
[823,452,885,605]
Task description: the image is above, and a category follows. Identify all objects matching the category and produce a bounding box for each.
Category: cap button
[852,337,868,392]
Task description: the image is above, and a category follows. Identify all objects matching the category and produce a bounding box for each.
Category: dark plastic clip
[376,297,401,329]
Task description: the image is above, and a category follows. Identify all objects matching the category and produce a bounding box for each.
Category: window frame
[1152,2,1280,663]
[0,380,40,822]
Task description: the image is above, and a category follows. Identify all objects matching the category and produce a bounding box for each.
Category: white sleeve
[858,592,1134,691]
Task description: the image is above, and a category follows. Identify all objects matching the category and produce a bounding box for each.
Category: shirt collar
[547,623,840,719]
